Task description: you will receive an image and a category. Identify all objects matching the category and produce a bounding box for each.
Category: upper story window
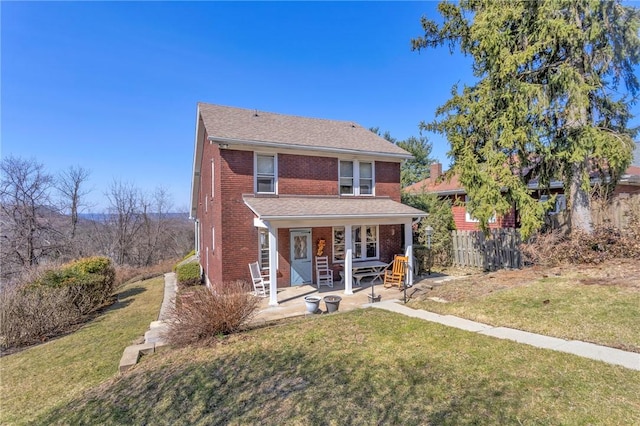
[255,153,277,194]
[339,160,374,196]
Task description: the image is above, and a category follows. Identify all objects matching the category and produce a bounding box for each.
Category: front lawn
[34,309,640,425]
[0,276,165,425]
[410,260,640,352]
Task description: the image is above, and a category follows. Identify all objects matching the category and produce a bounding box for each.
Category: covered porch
[243,195,427,306]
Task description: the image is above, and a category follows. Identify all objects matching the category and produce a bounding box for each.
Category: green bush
[176,262,201,287]
[35,256,116,315]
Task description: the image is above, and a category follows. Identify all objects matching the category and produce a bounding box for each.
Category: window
[332,225,379,262]
[211,226,215,252]
[255,154,277,194]
[211,159,216,200]
[359,162,373,195]
[339,161,354,195]
[540,194,566,215]
[339,160,374,196]
[258,228,269,269]
[465,196,496,223]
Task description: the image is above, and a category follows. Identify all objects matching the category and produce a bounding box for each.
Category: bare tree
[0,156,58,282]
[137,186,174,266]
[103,180,143,265]
[56,165,91,240]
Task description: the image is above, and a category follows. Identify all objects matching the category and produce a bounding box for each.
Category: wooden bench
[352,268,385,286]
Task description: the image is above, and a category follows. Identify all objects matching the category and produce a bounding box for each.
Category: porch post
[344,224,353,295]
[266,222,279,306]
[404,219,413,287]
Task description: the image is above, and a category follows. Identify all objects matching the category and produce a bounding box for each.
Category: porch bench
[352,269,384,286]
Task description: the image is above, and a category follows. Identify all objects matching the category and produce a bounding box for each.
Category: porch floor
[251,274,447,325]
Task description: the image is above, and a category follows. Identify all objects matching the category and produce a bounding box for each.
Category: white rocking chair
[248,262,270,297]
[315,256,334,288]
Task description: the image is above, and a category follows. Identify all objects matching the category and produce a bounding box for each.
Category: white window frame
[332,225,379,263]
[211,159,215,199]
[254,153,278,194]
[211,226,215,253]
[465,195,496,223]
[339,160,375,196]
[258,228,269,270]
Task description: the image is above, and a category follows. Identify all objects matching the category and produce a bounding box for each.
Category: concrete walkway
[370,299,640,371]
[118,272,176,373]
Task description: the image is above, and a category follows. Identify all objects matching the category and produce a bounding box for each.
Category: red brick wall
[218,149,256,285]
[196,130,224,286]
[375,161,402,201]
[379,224,403,263]
[279,154,339,195]
[451,198,517,231]
[197,146,405,286]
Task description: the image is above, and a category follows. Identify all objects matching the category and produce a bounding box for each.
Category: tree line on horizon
[0,155,194,287]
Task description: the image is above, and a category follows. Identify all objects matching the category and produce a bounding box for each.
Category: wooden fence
[451,228,522,270]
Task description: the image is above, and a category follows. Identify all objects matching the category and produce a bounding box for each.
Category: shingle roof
[405,164,640,196]
[243,195,426,220]
[198,103,410,157]
[404,174,465,195]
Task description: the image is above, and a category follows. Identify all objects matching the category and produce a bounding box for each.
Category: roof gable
[197,103,410,158]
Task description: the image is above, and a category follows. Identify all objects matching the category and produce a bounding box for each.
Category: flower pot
[323,295,342,313]
[304,296,322,314]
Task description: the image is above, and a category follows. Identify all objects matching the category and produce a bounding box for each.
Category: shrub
[34,256,116,315]
[402,191,456,268]
[1,280,82,350]
[176,261,201,287]
[165,280,259,347]
[522,224,640,266]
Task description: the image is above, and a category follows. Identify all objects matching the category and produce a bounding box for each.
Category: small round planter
[304,296,322,314]
[323,295,342,313]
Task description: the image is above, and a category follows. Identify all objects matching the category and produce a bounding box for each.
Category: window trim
[258,228,269,270]
[211,159,215,199]
[254,152,278,194]
[339,160,375,196]
[332,225,379,263]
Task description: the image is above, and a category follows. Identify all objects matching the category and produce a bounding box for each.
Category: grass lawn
[33,309,640,425]
[409,270,640,353]
[0,276,165,425]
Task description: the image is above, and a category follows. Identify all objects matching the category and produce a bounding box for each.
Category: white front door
[290,229,312,285]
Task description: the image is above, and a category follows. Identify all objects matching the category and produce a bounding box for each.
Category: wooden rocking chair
[383,255,408,289]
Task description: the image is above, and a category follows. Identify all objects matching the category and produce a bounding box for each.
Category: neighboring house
[404,163,518,231]
[405,162,640,231]
[190,103,426,306]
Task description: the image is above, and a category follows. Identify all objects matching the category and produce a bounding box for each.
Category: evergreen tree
[370,127,435,187]
[412,0,639,238]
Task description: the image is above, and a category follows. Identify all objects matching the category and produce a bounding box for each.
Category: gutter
[208,136,412,161]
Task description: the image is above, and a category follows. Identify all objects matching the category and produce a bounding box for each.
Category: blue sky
[2,2,638,211]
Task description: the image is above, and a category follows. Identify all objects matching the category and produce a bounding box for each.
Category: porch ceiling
[243,195,426,223]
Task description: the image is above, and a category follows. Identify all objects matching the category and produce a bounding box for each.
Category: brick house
[190,103,426,306]
[405,162,640,231]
